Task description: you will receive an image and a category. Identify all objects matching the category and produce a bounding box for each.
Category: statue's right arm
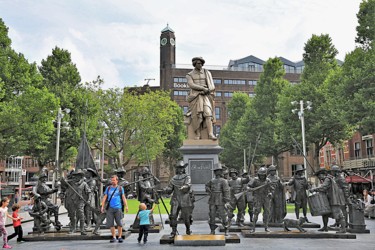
[314,178,330,192]
[205,180,211,193]
[186,74,207,91]
[163,181,174,195]
[287,178,294,186]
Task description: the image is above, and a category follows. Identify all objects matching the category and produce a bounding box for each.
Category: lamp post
[52,107,70,203]
[100,128,105,198]
[292,100,312,179]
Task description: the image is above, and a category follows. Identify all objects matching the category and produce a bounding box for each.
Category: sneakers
[3,245,12,249]
[109,238,116,243]
[118,238,123,243]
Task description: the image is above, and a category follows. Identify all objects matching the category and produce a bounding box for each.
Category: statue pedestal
[179,139,223,221]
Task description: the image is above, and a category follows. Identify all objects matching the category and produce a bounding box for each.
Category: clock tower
[160,24,176,90]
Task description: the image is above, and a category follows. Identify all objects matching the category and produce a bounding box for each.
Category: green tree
[340,50,375,135]
[279,34,349,171]
[355,0,375,49]
[38,47,102,169]
[0,18,58,160]
[333,0,375,135]
[99,88,184,170]
[236,58,289,170]
[220,92,251,170]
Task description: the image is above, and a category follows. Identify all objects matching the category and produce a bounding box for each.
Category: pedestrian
[0,197,17,249]
[7,203,25,243]
[101,175,128,243]
[14,193,19,204]
[137,203,155,244]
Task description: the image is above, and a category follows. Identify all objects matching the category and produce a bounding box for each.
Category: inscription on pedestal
[189,160,213,184]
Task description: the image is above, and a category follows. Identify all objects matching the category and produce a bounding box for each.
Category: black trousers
[137,225,149,243]
[7,225,23,242]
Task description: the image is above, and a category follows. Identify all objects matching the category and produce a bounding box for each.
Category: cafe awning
[346,175,371,183]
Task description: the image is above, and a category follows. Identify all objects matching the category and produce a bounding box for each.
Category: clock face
[170,38,175,46]
[161,38,167,46]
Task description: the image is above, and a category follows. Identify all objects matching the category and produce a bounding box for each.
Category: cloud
[1,0,362,89]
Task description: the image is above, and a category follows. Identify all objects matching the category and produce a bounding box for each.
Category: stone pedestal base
[179,139,223,221]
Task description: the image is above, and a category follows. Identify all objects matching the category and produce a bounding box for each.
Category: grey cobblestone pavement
[6,211,375,250]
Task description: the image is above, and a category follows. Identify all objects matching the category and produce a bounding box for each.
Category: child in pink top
[0,197,17,249]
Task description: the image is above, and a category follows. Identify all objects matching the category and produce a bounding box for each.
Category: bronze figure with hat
[160,160,194,237]
[267,165,287,223]
[228,167,250,227]
[205,162,231,235]
[185,56,217,140]
[287,164,310,223]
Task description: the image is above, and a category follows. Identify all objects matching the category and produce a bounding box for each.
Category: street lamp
[100,126,106,198]
[52,107,70,203]
[291,100,312,179]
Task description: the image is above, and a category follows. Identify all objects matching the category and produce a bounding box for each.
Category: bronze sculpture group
[27,57,361,239]
[30,159,358,238]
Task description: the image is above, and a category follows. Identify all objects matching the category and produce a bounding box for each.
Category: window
[215,91,222,97]
[214,125,221,137]
[249,92,255,98]
[215,107,221,120]
[173,77,187,83]
[290,146,303,156]
[296,66,304,73]
[213,79,222,84]
[366,139,373,157]
[224,92,233,97]
[224,79,246,85]
[325,149,332,165]
[249,80,257,86]
[181,106,188,114]
[284,65,295,73]
[173,90,188,96]
[354,142,361,158]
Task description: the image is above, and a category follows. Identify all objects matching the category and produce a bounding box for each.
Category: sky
[0,0,362,89]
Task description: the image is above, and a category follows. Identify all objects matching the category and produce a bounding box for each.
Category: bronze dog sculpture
[282,217,307,232]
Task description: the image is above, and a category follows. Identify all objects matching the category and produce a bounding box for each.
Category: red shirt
[12,211,21,227]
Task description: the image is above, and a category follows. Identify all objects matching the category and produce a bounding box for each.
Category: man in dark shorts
[101,175,128,243]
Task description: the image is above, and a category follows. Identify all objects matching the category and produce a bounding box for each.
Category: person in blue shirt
[137,203,155,244]
[101,175,128,243]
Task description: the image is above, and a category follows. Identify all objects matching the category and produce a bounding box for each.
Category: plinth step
[174,234,225,246]
[24,230,131,241]
[242,230,356,239]
[128,224,162,233]
[160,234,240,245]
[219,222,320,232]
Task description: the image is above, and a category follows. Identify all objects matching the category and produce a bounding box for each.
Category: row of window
[223,79,246,85]
[174,77,187,83]
[216,79,257,86]
[236,62,263,72]
[173,78,257,86]
[174,90,256,98]
[354,140,373,158]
